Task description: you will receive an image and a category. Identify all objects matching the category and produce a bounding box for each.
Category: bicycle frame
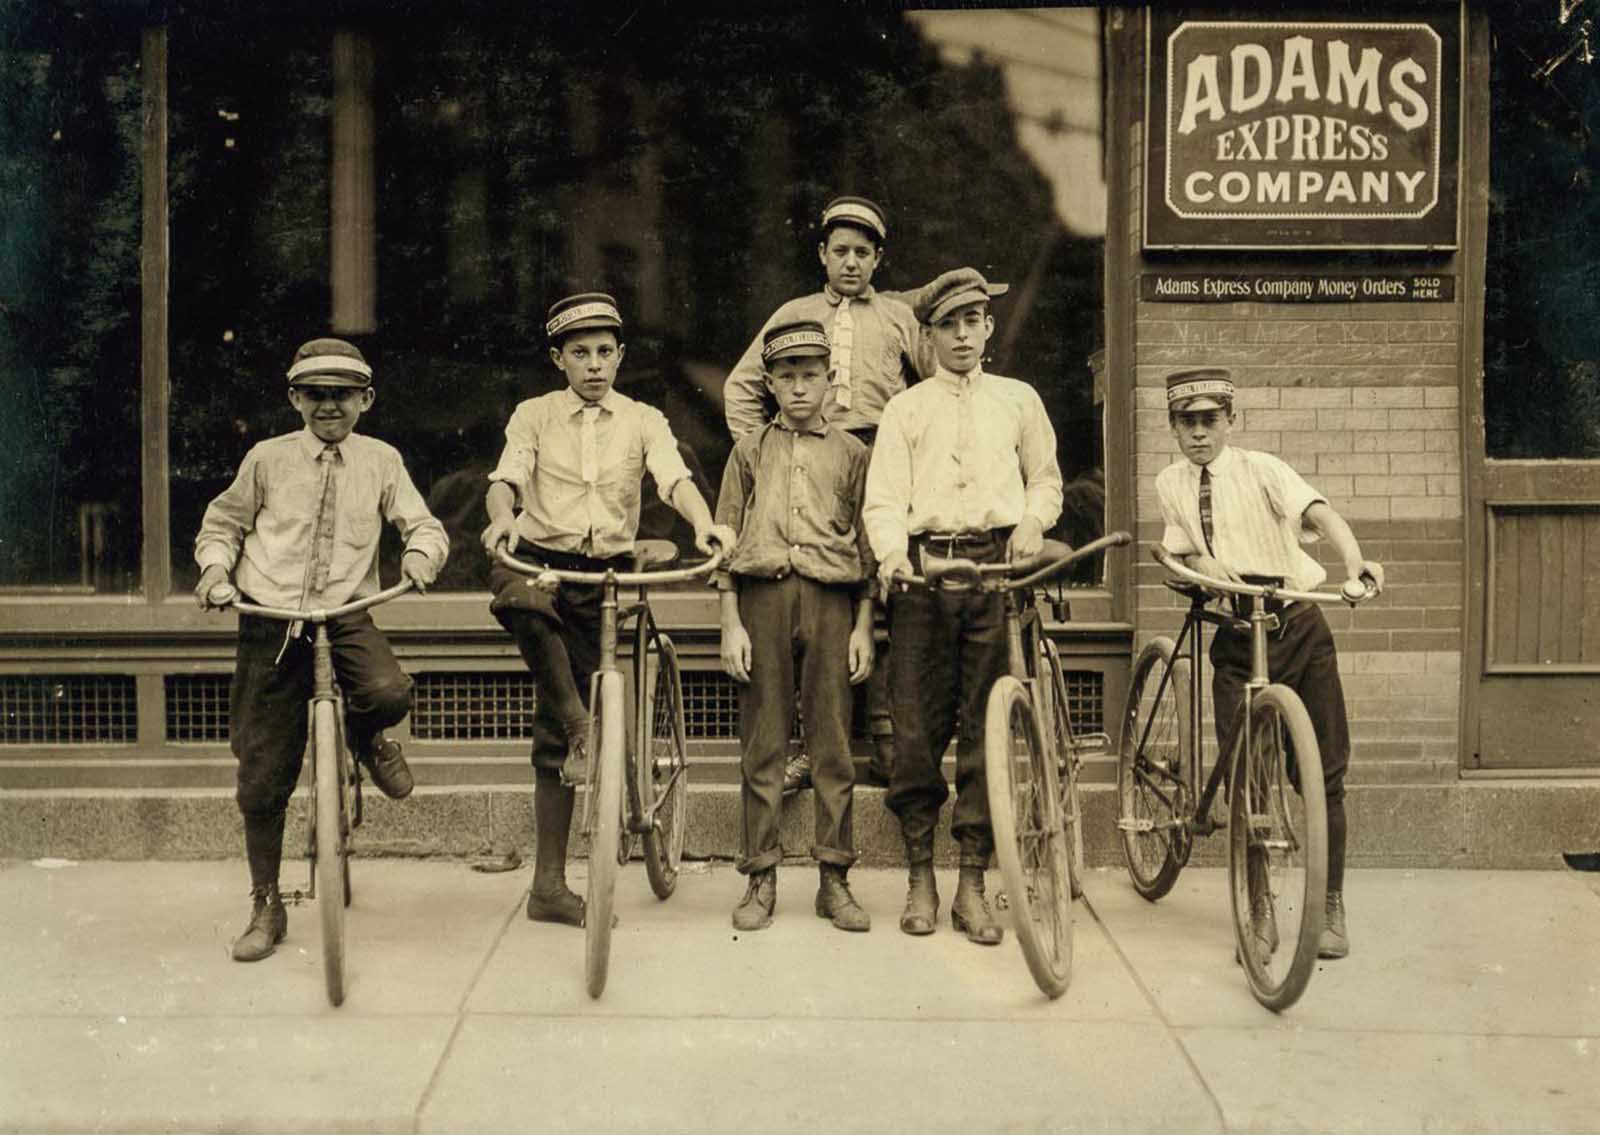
[1131,548,1377,838]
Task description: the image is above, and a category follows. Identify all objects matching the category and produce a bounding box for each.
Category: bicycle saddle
[632,539,680,572]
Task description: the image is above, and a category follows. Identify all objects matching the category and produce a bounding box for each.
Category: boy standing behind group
[723,196,932,788]
[717,320,876,932]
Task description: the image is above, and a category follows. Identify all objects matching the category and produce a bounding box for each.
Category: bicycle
[495,538,722,999]
[1116,546,1377,1011]
[205,578,415,1008]
[893,530,1132,999]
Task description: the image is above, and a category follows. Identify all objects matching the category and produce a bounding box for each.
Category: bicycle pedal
[280,889,312,906]
[1073,732,1112,755]
[1117,817,1156,833]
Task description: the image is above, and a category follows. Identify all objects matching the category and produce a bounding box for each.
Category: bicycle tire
[1228,684,1327,1012]
[639,632,688,900]
[986,676,1073,999]
[585,671,625,999]
[1117,636,1191,901]
[1039,637,1085,899]
[312,700,347,1007]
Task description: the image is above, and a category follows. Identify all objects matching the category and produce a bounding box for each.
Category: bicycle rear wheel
[638,631,688,900]
[1117,636,1190,901]
[1228,684,1327,1013]
[986,676,1073,998]
[1038,638,1085,898]
[585,671,625,999]
[312,699,347,1007]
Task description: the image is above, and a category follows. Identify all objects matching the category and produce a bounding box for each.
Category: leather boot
[732,867,776,931]
[1317,890,1349,959]
[815,864,871,932]
[231,884,287,962]
[899,861,938,936]
[527,776,585,927]
[951,866,1004,946]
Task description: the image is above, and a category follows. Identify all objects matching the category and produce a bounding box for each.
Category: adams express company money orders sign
[1145,8,1461,249]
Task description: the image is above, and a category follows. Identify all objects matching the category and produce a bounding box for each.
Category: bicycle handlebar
[495,541,724,587]
[893,530,1133,592]
[1151,545,1378,607]
[206,579,416,622]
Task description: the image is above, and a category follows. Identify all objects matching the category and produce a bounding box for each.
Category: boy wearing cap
[1155,367,1385,961]
[195,338,448,963]
[716,319,876,933]
[724,195,932,790]
[481,293,735,928]
[864,267,1063,945]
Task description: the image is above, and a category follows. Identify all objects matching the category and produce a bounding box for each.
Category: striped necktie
[1198,464,1215,555]
[309,444,341,593]
[830,299,854,412]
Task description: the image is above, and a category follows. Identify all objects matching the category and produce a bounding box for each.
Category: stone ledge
[3,782,1597,869]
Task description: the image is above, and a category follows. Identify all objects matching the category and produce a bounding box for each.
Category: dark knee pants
[737,575,857,872]
[231,609,412,818]
[884,547,1008,863]
[490,547,623,780]
[1211,604,1350,853]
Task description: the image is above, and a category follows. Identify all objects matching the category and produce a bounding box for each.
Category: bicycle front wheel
[1117,636,1190,901]
[1228,684,1327,1013]
[585,670,626,999]
[986,676,1073,998]
[312,700,347,1007]
[639,631,688,900]
[1038,637,1085,898]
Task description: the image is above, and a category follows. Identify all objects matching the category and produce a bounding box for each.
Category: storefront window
[165,6,1108,593]
[1,13,143,593]
[1485,18,1600,459]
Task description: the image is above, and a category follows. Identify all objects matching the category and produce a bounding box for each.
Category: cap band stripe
[822,202,885,236]
[762,329,830,360]
[1166,378,1235,404]
[546,300,622,337]
[287,355,373,382]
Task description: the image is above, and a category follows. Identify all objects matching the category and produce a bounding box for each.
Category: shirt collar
[560,387,618,415]
[1200,445,1235,478]
[770,416,830,438]
[296,428,346,459]
[824,283,876,306]
[933,363,984,391]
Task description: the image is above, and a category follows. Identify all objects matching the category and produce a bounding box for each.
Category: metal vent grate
[0,675,137,744]
[412,671,538,740]
[1065,670,1105,736]
[681,669,740,739]
[165,674,232,743]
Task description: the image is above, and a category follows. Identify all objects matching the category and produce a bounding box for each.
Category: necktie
[830,299,854,412]
[579,403,601,484]
[309,444,341,593]
[1198,464,1215,555]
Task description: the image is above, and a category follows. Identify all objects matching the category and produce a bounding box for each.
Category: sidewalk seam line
[411,881,524,1134]
[1083,892,1230,1133]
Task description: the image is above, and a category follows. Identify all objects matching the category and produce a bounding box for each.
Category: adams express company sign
[1146,11,1460,249]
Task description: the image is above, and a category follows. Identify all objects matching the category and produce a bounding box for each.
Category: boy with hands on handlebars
[480,293,734,929]
[1155,367,1384,962]
[194,337,447,963]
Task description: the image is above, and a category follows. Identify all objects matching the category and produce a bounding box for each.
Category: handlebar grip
[922,556,981,589]
[207,582,239,608]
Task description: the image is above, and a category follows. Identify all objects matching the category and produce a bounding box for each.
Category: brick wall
[1124,123,1465,785]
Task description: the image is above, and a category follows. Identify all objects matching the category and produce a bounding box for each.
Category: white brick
[1389,452,1455,475]
[1322,453,1385,475]
[1352,430,1423,453]
[1319,409,1389,430]
[1424,386,1460,408]
[1243,409,1319,432]
[1233,387,1280,409]
[1392,496,1448,519]
[1340,495,1391,520]
[1427,474,1461,497]
[1316,474,1353,498]
[1389,408,1457,430]
[1281,388,1352,409]
[1352,387,1425,408]
[1279,430,1353,453]
[1424,431,1458,453]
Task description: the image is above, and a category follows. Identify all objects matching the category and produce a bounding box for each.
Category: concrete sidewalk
[2,859,1597,1134]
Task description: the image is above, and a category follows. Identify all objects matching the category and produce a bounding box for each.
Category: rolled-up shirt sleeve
[194,448,263,572]
[487,402,539,509]
[1259,453,1327,544]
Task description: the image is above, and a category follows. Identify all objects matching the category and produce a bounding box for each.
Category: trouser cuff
[738,847,783,874]
[811,846,857,868]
